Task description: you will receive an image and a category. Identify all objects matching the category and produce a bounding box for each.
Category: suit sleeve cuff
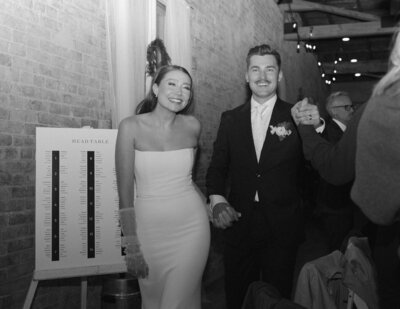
[209,194,228,212]
[315,117,326,133]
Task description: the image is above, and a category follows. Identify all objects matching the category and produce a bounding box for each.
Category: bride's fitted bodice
[134,148,196,199]
[132,148,209,309]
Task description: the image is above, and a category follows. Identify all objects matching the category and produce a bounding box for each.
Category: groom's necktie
[252,102,271,202]
[252,103,269,161]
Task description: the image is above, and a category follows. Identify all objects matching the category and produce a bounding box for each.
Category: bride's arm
[115,117,149,278]
[193,147,213,221]
[115,118,135,212]
[193,178,212,221]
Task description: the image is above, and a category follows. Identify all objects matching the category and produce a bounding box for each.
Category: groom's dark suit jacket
[206,98,305,247]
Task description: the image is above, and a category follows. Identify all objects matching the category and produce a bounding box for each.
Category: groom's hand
[212,202,241,229]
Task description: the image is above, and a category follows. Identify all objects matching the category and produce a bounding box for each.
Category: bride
[115,64,211,309]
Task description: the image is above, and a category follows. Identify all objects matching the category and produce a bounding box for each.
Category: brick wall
[0,0,111,308]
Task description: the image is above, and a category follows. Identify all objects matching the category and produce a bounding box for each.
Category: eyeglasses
[331,105,354,111]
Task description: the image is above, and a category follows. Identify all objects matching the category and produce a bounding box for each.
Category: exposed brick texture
[0,0,111,308]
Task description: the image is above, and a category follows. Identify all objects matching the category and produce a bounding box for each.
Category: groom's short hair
[246,44,281,70]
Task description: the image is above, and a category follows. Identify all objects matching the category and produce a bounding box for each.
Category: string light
[288,7,359,85]
[289,2,302,55]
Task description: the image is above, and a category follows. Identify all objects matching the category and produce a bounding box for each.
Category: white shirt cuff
[315,117,326,133]
[209,194,228,212]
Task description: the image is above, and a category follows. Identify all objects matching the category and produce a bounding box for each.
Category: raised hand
[291,97,321,126]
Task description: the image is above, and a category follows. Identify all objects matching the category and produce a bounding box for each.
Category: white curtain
[106,0,191,127]
[164,0,192,73]
[106,0,153,128]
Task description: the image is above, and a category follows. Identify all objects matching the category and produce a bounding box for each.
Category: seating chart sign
[35,127,125,272]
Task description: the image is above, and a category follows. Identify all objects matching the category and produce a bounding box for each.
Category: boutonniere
[269,121,292,141]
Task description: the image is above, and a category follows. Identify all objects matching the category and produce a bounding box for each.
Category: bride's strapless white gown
[134,148,210,309]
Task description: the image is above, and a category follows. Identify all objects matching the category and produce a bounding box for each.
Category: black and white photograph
[0,0,399,308]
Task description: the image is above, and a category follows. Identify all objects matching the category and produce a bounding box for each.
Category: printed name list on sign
[35,127,124,272]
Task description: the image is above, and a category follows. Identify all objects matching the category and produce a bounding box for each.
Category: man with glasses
[326,91,354,129]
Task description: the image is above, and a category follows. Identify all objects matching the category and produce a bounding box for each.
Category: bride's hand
[126,251,149,278]
[123,235,149,278]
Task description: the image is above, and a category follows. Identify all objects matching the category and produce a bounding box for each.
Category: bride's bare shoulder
[118,114,148,130]
[179,114,201,135]
[180,114,200,128]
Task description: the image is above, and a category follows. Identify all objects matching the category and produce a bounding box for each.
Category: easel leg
[81,276,87,309]
[23,280,39,309]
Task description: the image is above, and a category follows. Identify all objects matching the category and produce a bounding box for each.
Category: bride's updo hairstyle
[136,65,194,115]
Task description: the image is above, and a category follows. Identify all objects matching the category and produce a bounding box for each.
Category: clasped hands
[212,202,241,229]
[291,97,322,127]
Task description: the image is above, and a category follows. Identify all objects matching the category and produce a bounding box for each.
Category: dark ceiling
[279,0,399,83]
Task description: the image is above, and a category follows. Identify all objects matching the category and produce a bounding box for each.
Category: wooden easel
[23,264,126,309]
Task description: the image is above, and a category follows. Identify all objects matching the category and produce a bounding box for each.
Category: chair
[294,236,378,309]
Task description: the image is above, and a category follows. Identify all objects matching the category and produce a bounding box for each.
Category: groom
[206,44,306,309]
